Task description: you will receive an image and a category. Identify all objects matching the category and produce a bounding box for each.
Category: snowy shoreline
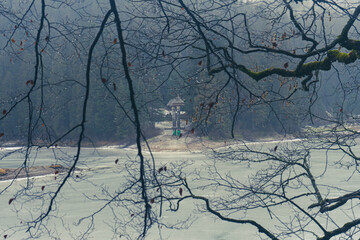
[0,137,304,182]
[0,136,303,152]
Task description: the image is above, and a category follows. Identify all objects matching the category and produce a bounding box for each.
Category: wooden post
[176,105,181,136]
[172,106,176,135]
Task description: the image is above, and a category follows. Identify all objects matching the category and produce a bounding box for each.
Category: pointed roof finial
[167,95,185,107]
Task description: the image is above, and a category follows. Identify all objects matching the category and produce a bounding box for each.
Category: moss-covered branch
[209,49,360,89]
[209,5,360,91]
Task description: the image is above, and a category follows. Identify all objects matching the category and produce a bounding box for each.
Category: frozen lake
[0,143,359,239]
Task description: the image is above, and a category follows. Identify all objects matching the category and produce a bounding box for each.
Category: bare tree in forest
[0,0,360,239]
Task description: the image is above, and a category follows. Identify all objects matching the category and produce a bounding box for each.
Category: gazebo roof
[167,95,185,107]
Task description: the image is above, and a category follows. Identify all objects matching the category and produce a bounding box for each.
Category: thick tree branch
[109,0,152,238]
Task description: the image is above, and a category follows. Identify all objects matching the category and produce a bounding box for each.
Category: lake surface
[0,143,359,239]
